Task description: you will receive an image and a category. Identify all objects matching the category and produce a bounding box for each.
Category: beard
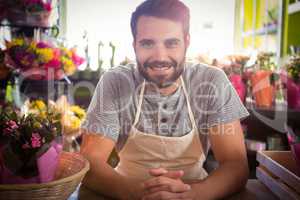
[137,57,185,88]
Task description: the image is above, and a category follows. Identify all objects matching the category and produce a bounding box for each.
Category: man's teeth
[150,66,171,70]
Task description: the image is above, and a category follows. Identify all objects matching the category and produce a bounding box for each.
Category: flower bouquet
[54,96,86,136]
[24,97,86,136]
[217,55,250,103]
[250,52,275,107]
[4,38,85,80]
[282,53,300,109]
[0,102,62,184]
[6,0,55,27]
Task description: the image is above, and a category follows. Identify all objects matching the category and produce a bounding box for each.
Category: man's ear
[132,40,136,53]
[185,34,190,48]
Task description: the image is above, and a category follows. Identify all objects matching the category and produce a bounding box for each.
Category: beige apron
[115,76,208,181]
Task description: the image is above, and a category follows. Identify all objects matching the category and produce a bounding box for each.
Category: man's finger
[149,169,184,179]
[142,190,191,200]
[145,183,191,194]
[148,168,168,176]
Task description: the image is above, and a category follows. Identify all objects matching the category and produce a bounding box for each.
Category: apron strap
[180,76,197,129]
[133,79,146,126]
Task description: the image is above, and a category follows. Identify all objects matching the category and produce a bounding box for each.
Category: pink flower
[43,3,52,12]
[3,120,19,135]
[6,120,19,129]
[31,133,41,148]
[71,50,85,66]
[45,59,61,69]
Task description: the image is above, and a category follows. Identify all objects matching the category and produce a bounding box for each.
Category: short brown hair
[130,0,190,40]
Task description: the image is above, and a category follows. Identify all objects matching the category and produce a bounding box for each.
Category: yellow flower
[61,114,81,134]
[70,105,86,120]
[38,111,47,119]
[70,116,81,129]
[29,41,37,50]
[36,48,54,63]
[31,100,46,111]
[61,47,72,58]
[7,38,25,48]
[62,57,76,75]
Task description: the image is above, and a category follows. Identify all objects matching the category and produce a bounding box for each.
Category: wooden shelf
[288,1,300,14]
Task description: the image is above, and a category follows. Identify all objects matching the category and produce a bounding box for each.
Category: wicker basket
[0,152,90,200]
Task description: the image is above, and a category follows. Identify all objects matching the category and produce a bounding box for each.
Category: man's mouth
[149,66,172,71]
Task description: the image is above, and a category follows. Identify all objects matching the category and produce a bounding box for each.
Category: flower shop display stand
[19,78,72,102]
[0,152,89,200]
[256,151,300,200]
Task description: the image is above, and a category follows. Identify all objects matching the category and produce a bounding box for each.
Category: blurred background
[0,0,300,180]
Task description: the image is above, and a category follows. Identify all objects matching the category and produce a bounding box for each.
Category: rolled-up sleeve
[81,71,120,142]
[206,68,249,127]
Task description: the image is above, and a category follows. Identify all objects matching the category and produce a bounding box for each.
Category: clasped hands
[140,168,197,200]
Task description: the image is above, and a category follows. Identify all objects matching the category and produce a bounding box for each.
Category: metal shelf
[0,23,57,30]
[288,1,300,14]
[242,24,278,37]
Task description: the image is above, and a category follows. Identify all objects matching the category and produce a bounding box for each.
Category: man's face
[134,16,189,88]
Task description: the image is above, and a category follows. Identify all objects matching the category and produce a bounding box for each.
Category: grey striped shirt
[82,62,249,155]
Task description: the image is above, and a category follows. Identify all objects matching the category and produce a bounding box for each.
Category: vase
[286,79,300,109]
[229,74,246,103]
[250,70,274,107]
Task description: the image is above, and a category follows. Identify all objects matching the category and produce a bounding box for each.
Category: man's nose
[153,45,168,61]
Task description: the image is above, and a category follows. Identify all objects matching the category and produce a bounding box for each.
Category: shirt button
[161,118,168,123]
[163,104,168,109]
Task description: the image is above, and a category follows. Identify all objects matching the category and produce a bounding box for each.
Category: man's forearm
[82,159,142,200]
[185,161,249,200]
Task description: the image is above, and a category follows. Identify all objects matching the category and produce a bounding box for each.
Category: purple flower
[37,41,51,48]
[31,132,41,148]
[14,50,36,69]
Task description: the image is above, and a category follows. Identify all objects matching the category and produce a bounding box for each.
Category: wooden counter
[68,179,278,200]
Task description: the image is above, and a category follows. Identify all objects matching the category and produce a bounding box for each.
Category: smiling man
[80,0,249,199]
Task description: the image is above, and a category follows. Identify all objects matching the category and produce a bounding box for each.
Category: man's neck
[147,78,181,96]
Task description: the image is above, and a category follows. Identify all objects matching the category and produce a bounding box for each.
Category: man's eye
[165,40,180,48]
[140,42,154,49]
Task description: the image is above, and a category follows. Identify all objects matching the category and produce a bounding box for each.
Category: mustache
[144,59,177,69]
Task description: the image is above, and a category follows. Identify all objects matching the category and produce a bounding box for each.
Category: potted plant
[250,52,275,107]
[0,101,62,184]
[283,53,300,109]
[218,55,249,103]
